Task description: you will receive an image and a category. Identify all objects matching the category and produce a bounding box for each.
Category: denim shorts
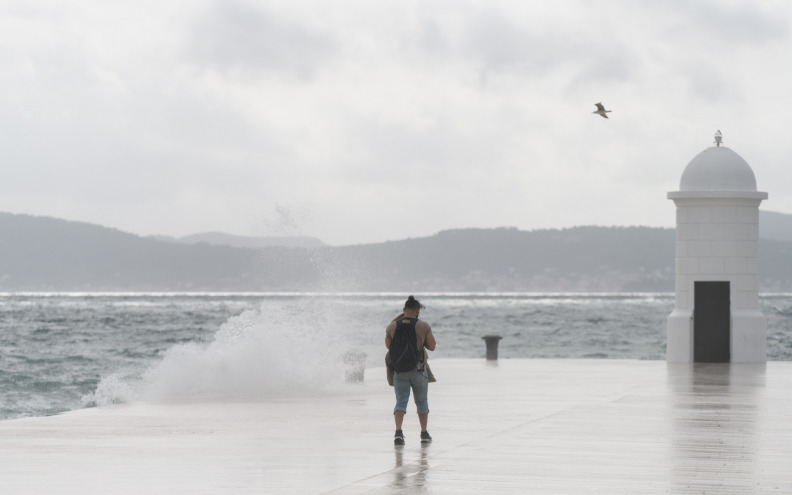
[393,366,429,415]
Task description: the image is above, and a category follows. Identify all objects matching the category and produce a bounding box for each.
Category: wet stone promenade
[1,359,791,494]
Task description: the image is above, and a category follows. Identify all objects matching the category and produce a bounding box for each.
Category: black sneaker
[420,431,432,443]
[394,430,405,446]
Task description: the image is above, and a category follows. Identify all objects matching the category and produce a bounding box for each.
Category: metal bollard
[481,335,503,360]
[343,349,367,383]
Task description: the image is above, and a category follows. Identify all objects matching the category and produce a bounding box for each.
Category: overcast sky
[3,0,792,245]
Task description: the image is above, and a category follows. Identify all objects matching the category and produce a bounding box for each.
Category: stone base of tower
[666,310,693,363]
[731,310,767,363]
[666,309,766,363]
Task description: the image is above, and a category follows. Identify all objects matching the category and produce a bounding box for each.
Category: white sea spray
[84,297,380,405]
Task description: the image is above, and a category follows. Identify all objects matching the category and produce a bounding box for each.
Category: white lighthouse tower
[666,131,768,363]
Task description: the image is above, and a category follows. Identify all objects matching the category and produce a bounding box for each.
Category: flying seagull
[593,102,611,119]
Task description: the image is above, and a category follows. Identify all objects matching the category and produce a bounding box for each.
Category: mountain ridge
[2,211,792,292]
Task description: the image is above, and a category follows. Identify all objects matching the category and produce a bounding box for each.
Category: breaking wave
[83,298,380,406]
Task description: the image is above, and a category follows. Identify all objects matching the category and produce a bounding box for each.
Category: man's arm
[424,328,436,351]
[385,322,394,349]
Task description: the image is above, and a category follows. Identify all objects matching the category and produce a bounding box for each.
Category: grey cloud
[187,0,336,79]
[680,60,739,103]
[693,1,788,43]
[335,111,513,194]
[463,10,637,85]
[634,1,789,103]
[566,42,639,90]
[418,19,450,56]
[464,12,565,74]
[646,0,789,44]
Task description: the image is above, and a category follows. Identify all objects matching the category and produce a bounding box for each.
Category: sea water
[2,292,792,421]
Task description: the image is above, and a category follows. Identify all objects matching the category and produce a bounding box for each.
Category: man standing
[385,295,436,446]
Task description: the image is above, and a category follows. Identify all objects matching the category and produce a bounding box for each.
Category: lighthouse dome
[679,146,757,192]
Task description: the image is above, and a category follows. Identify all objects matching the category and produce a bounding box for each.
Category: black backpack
[390,317,422,372]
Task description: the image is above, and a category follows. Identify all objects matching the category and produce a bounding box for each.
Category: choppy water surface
[2,292,792,420]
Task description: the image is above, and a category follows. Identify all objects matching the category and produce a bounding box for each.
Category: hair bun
[404,295,423,310]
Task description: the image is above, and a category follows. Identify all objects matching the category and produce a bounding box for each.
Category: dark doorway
[694,281,730,363]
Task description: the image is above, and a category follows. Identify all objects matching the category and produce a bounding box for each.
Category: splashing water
[83,297,381,406]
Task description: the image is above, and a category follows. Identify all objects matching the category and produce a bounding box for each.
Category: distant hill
[760,210,792,243]
[2,211,792,292]
[320,226,676,292]
[0,213,319,291]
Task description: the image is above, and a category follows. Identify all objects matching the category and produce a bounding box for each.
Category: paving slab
[1,359,791,494]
